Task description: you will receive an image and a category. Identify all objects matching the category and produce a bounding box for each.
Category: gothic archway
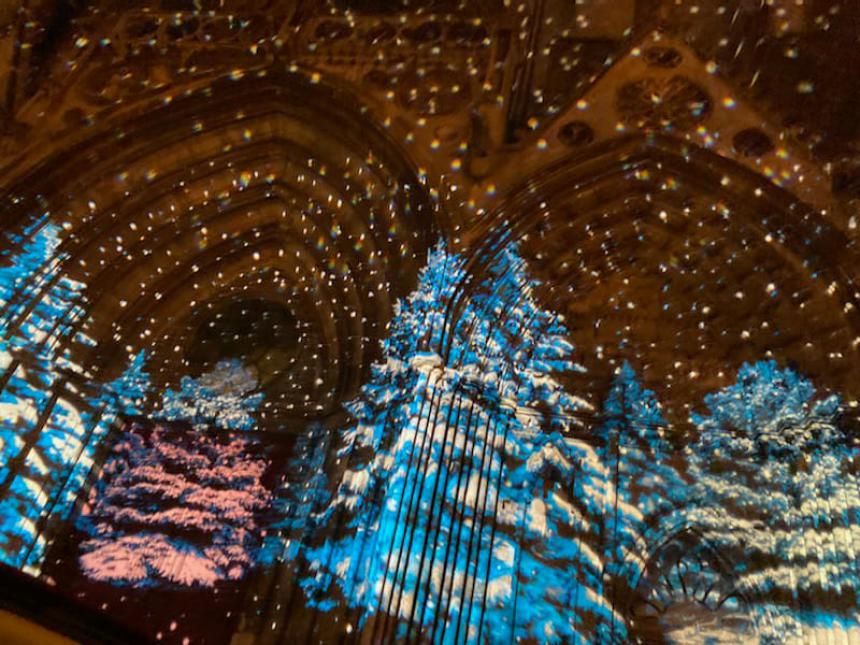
[444,134,860,424]
[628,526,759,644]
[0,71,438,422]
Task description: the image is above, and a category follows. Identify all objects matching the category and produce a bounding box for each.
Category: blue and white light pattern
[1,225,860,643]
[680,360,860,640]
[299,243,642,643]
[0,222,110,571]
[292,243,860,643]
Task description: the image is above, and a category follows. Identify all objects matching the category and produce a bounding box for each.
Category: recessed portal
[185,298,299,387]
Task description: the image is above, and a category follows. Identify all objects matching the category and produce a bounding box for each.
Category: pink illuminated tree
[77,421,271,588]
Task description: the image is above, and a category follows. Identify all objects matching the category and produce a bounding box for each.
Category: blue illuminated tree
[595,362,686,636]
[0,223,99,568]
[260,421,333,565]
[101,350,152,416]
[679,361,860,640]
[299,241,622,643]
[0,221,68,336]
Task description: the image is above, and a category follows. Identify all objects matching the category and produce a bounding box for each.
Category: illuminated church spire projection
[596,363,686,633]
[679,360,860,639]
[299,240,625,643]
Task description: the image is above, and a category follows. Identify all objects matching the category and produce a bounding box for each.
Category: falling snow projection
[77,420,272,588]
[3,221,860,644]
[298,241,628,644]
[670,361,860,641]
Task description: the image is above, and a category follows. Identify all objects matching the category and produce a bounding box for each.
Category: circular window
[558,121,595,147]
[732,128,774,158]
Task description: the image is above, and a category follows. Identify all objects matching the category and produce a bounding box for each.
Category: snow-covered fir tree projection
[68,358,272,588]
[0,221,115,571]
[76,420,272,588]
[670,360,860,641]
[297,241,629,643]
[260,420,332,566]
[595,362,687,638]
[3,218,860,644]
[0,217,268,573]
[160,359,263,431]
[287,246,860,643]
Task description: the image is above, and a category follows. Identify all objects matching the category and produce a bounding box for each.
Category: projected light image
[12,239,856,644]
[0,2,859,644]
[76,421,271,588]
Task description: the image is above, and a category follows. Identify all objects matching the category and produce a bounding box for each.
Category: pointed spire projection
[297,240,624,643]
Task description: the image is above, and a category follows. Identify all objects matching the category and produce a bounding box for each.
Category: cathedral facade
[0,1,859,643]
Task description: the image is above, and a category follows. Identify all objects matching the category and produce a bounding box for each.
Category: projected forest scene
[3,239,857,644]
[1,2,859,643]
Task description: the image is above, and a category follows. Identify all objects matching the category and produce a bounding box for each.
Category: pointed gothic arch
[627,524,760,644]
[436,133,860,422]
[0,71,439,421]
